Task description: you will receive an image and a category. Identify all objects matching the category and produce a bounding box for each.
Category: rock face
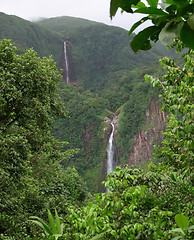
[128,100,166,166]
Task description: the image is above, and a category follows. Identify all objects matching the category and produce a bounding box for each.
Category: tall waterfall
[64,40,69,83]
[107,122,115,174]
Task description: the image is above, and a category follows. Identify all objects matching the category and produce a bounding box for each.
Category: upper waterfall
[64,40,70,83]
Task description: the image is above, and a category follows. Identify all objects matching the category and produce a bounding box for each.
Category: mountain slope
[0,13,174,192]
[36,16,103,35]
[1,13,177,94]
[36,16,178,93]
[0,12,63,62]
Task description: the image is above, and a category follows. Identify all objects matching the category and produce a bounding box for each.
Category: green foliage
[0,40,88,239]
[37,16,102,36]
[110,0,194,52]
[0,39,64,178]
[30,209,64,240]
[52,83,108,192]
[42,165,192,239]
[1,12,193,240]
[115,67,160,160]
[0,13,64,62]
[36,14,178,94]
[0,12,172,192]
[170,214,194,239]
[40,46,193,240]
[146,50,194,168]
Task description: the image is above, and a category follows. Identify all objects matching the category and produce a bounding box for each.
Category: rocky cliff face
[128,100,166,166]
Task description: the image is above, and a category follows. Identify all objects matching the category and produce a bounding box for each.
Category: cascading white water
[64,40,69,83]
[107,122,115,174]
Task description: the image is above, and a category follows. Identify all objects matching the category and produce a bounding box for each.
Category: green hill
[0,13,176,192]
[36,16,178,93]
[0,12,63,62]
[36,16,103,35]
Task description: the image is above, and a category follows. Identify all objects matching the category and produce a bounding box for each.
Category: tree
[45,165,192,240]
[0,39,65,179]
[0,40,88,239]
[110,0,194,52]
[145,49,194,169]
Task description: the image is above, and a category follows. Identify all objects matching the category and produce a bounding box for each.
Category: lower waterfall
[107,122,115,174]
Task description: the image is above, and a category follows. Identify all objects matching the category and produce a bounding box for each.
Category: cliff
[128,100,166,166]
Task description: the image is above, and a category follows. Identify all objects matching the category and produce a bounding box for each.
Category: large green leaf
[135,7,168,15]
[180,22,194,49]
[159,21,183,46]
[187,13,194,30]
[120,0,140,13]
[131,1,146,9]
[146,0,159,8]
[164,0,189,7]
[48,209,57,234]
[55,209,62,234]
[110,0,141,18]
[172,0,191,8]
[110,0,120,18]
[128,16,149,36]
[130,26,160,52]
[175,214,189,230]
[29,216,52,235]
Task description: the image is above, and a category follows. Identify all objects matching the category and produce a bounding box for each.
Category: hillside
[0,13,175,192]
[0,12,63,62]
[37,16,103,35]
[36,16,178,94]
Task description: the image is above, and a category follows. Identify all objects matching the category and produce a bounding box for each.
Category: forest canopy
[0,2,193,237]
[0,40,88,239]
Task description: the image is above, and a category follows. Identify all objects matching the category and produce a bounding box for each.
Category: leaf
[175,214,189,230]
[120,0,140,13]
[187,13,194,30]
[110,0,120,18]
[90,232,106,240]
[29,217,52,235]
[170,172,176,181]
[130,26,160,52]
[131,2,146,9]
[55,209,62,234]
[171,228,185,234]
[188,225,194,230]
[135,7,168,15]
[180,22,194,49]
[110,0,141,18]
[146,0,159,8]
[171,236,182,240]
[53,234,63,240]
[159,21,183,46]
[128,17,150,36]
[48,210,57,234]
[172,0,191,8]
[50,236,56,240]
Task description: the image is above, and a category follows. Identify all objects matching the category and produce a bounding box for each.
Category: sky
[1,0,147,31]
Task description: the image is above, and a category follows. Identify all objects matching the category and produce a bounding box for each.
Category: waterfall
[106,119,119,192]
[64,40,70,83]
[107,122,115,174]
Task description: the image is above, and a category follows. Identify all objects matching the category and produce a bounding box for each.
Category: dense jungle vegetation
[0,0,193,238]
